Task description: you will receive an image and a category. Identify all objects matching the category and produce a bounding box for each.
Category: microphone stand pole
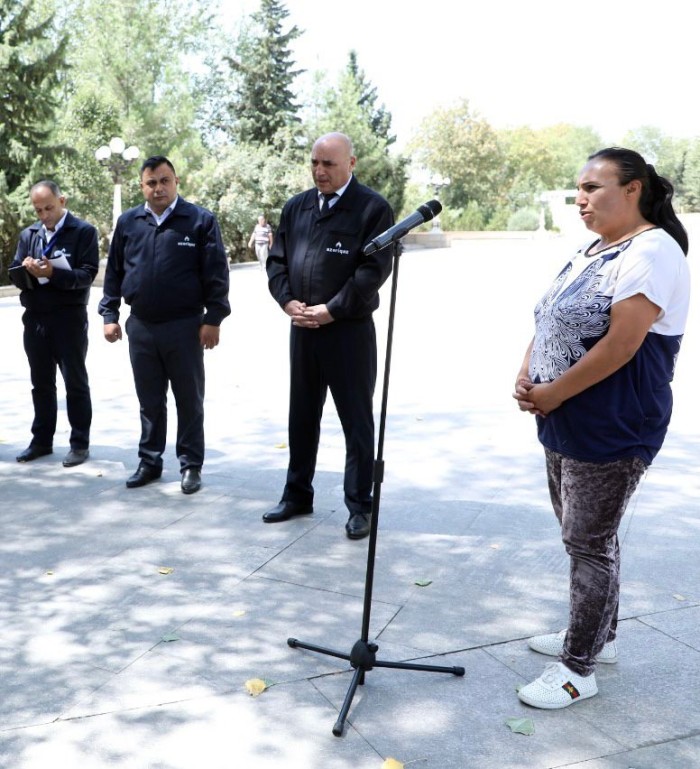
[287,242,465,737]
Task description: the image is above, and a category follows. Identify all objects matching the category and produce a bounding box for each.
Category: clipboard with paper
[37,250,72,284]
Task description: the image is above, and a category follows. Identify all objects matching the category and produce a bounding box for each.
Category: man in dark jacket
[99,156,230,494]
[264,132,395,539]
[12,181,99,467]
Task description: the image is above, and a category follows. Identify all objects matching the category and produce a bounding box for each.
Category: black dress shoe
[262,501,313,523]
[345,512,371,540]
[126,463,162,488]
[16,445,53,463]
[63,448,89,467]
[181,467,201,495]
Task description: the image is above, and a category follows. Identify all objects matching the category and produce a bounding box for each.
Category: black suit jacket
[11,212,99,313]
[267,176,395,320]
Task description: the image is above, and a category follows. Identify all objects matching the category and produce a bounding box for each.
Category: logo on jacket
[326,240,349,255]
[177,235,195,248]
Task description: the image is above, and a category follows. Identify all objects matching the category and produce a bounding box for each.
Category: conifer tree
[311,51,408,214]
[224,0,303,145]
[0,0,68,190]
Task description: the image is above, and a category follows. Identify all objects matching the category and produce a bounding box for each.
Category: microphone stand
[287,240,465,737]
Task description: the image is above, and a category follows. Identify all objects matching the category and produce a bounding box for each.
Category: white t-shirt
[529,228,690,463]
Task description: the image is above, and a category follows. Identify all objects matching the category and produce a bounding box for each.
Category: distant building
[540,190,582,235]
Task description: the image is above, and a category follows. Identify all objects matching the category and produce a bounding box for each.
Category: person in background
[263,132,395,540]
[99,156,230,495]
[248,214,273,270]
[12,181,99,467]
[513,147,690,709]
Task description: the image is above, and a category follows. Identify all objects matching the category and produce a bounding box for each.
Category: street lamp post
[430,174,451,231]
[95,137,140,235]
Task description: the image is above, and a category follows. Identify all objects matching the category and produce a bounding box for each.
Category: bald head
[311,132,356,194]
[30,181,67,231]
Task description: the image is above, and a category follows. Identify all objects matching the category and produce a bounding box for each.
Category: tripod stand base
[288,637,465,736]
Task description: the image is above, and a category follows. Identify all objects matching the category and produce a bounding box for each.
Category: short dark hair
[588,147,688,255]
[140,155,176,177]
[31,180,62,197]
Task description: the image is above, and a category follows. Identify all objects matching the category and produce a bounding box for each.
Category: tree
[408,99,504,217]
[676,138,700,212]
[0,173,22,283]
[51,0,213,238]
[209,0,303,146]
[621,126,691,209]
[498,124,603,212]
[0,0,68,190]
[498,126,558,211]
[538,124,602,188]
[307,51,407,214]
[189,131,309,262]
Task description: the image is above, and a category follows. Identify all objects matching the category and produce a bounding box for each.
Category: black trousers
[22,306,91,450]
[125,315,205,470]
[283,319,377,516]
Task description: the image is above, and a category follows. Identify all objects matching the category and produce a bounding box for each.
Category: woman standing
[513,147,690,709]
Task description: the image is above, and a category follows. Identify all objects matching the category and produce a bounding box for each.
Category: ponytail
[588,148,688,255]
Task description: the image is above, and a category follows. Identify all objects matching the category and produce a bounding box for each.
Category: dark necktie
[320,192,337,215]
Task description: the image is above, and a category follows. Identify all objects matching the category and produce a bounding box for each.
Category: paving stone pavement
[1,232,698,769]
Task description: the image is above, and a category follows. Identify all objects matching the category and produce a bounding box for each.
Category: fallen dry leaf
[274,442,287,449]
[158,567,174,575]
[382,759,404,769]
[245,678,270,697]
[505,717,535,736]
[232,610,247,618]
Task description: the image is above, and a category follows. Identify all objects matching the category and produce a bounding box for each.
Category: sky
[222,0,699,151]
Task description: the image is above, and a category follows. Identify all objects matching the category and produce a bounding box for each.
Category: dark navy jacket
[11,212,99,313]
[98,198,231,326]
[266,176,394,320]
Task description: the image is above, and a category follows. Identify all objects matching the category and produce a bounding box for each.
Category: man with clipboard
[10,181,99,467]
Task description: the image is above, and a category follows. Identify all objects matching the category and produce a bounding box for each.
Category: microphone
[363,200,443,255]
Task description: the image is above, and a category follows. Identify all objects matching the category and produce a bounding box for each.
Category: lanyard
[41,232,59,258]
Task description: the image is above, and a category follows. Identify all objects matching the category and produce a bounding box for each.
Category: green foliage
[621,127,692,210]
[408,99,505,213]
[6,0,700,291]
[53,92,123,242]
[485,205,510,232]
[538,124,602,188]
[0,0,68,190]
[305,51,408,214]
[498,124,603,211]
[499,126,559,200]
[0,173,22,283]
[211,0,303,146]
[507,207,540,231]
[188,133,309,262]
[677,139,700,212]
[49,0,212,240]
[459,200,486,231]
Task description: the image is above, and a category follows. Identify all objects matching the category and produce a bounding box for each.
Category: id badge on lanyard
[35,231,59,284]
[42,232,59,257]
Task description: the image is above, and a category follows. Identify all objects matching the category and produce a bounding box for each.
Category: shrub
[507,207,540,231]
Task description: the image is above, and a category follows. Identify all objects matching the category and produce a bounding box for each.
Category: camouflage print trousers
[545,449,648,677]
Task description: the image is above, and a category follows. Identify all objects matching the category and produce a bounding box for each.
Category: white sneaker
[527,629,618,663]
[517,661,598,709]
